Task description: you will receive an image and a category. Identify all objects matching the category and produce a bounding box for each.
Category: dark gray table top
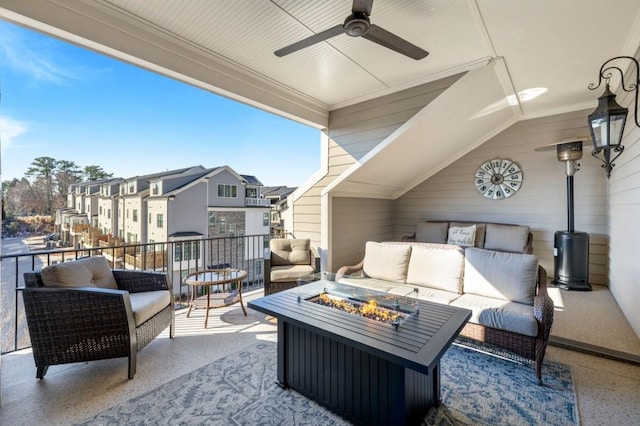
[249,280,471,374]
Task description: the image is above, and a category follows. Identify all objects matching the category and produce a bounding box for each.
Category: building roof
[125,165,206,182]
[261,186,297,199]
[240,175,263,186]
[169,231,203,238]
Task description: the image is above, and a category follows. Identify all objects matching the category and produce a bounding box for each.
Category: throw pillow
[447,225,477,247]
[450,221,486,248]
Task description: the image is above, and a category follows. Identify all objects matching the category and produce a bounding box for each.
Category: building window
[99,206,103,215]
[184,242,191,260]
[133,209,138,222]
[263,213,269,226]
[217,184,237,198]
[120,187,125,195]
[246,188,257,198]
[152,182,159,195]
[126,209,129,219]
[219,217,227,233]
[175,241,200,261]
[107,209,111,219]
[157,214,164,228]
[263,236,269,249]
[128,183,135,193]
[255,259,262,275]
[208,211,216,226]
[149,213,152,224]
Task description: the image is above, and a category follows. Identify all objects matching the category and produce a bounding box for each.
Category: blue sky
[0,19,321,187]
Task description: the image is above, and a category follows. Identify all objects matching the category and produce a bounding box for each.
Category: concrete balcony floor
[1,289,639,425]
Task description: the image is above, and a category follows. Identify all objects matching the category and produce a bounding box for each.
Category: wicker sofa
[336,241,554,384]
[20,256,174,380]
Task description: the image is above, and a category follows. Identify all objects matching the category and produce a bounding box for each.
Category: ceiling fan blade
[274,24,344,57]
[352,0,373,16]
[363,25,429,60]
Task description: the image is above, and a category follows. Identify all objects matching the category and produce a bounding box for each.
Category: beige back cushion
[415,222,449,243]
[463,247,538,305]
[270,238,311,266]
[40,256,118,289]
[484,224,530,253]
[363,241,412,283]
[406,243,465,293]
[450,222,486,248]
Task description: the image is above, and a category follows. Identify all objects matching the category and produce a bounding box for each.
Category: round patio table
[184,269,248,328]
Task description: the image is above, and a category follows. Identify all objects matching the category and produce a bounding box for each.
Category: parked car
[43,233,59,242]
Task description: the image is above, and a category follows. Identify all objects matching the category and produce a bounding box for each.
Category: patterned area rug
[78,341,578,426]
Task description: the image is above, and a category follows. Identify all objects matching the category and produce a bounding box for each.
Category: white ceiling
[2,0,640,130]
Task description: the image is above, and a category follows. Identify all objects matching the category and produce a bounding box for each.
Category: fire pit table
[248,273,471,426]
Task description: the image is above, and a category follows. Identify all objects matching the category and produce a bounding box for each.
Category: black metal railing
[0,233,270,354]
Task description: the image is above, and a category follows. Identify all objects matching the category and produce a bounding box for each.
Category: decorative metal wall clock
[474,158,523,200]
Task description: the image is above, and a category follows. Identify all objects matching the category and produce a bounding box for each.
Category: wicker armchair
[264,238,320,295]
[19,259,174,380]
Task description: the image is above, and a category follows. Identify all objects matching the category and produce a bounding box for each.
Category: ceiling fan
[274,0,429,60]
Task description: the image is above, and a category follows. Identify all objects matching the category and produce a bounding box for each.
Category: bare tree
[4,158,114,215]
[4,178,42,215]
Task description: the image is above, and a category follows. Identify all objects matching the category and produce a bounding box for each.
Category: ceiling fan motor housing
[344,12,371,36]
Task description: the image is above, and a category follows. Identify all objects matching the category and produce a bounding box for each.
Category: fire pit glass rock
[305,283,419,329]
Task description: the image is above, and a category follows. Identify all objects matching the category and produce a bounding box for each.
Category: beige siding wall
[331,197,395,270]
[608,51,640,336]
[293,75,463,256]
[395,109,609,285]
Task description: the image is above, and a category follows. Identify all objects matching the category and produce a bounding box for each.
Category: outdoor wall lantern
[587,56,639,178]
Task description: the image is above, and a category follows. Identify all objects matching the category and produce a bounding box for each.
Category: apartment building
[146,166,271,285]
[59,164,271,287]
[261,186,296,237]
[96,179,123,237]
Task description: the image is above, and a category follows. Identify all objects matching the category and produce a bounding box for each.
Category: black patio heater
[536,138,591,291]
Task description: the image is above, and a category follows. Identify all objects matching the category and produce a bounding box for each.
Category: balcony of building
[245,198,271,207]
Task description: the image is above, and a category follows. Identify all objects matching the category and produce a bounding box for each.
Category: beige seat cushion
[270,264,315,283]
[405,243,465,294]
[129,290,170,326]
[451,294,538,337]
[463,247,538,305]
[40,256,118,289]
[363,242,412,283]
[338,276,399,293]
[270,239,311,266]
[483,223,530,253]
[415,221,449,244]
[388,284,461,305]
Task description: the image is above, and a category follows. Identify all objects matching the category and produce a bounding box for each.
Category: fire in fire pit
[309,292,409,328]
